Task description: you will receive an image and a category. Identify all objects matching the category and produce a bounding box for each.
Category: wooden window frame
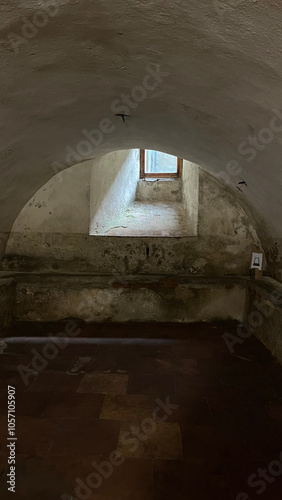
[140,149,183,179]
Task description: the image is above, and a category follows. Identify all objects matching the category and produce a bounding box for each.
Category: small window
[140,149,183,179]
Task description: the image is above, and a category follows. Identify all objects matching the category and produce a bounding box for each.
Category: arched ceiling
[0,0,282,238]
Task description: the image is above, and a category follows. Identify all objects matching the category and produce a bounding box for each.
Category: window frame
[140,149,183,179]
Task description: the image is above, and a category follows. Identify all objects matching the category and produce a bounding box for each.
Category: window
[140,149,183,179]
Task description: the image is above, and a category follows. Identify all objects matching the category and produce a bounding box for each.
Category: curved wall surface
[0,1,281,280]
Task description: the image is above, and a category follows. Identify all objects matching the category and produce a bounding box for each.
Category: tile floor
[0,321,282,499]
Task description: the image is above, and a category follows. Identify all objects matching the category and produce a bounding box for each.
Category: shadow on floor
[0,321,282,499]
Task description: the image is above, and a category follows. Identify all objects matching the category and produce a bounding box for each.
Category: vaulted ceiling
[1,0,282,242]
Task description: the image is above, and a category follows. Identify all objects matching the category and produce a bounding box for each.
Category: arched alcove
[89,149,199,237]
[4,149,262,277]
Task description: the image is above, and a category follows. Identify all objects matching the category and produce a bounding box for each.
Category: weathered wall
[1,1,282,294]
[0,278,16,332]
[15,275,246,323]
[135,179,182,203]
[182,161,199,235]
[10,162,92,234]
[1,233,259,275]
[0,233,9,266]
[90,149,140,235]
[246,278,282,365]
[265,238,282,284]
[3,163,263,276]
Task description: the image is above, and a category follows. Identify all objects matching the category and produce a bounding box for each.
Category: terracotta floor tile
[51,418,120,455]
[44,353,80,372]
[117,421,183,459]
[180,423,225,466]
[223,457,282,500]
[0,390,50,418]
[175,373,212,399]
[42,392,104,419]
[0,453,86,500]
[1,321,282,498]
[162,396,212,425]
[127,373,176,396]
[206,385,266,413]
[156,357,199,376]
[76,457,154,500]
[117,423,146,459]
[16,417,59,455]
[86,348,118,373]
[100,394,156,421]
[116,353,157,374]
[77,373,128,395]
[153,460,229,500]
[27,372,82,392]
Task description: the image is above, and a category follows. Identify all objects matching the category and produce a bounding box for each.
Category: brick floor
[0,321,282,499]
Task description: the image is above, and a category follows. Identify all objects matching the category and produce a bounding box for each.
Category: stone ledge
[12,274,247,323]
[0,271,249,287]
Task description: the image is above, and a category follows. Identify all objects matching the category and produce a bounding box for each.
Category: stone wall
[135,179,182,203]
[182,161,199,235]
[2,164,263,276]
[246,277,282,364]
[0,278,16,332]
[15,275,246,323]
[0,233,9,266]
[265,238,282,284]
[2,231,261,276]
[90,149,140,235]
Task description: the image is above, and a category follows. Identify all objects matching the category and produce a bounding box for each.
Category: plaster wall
[182,161,199,235]
[3,161,263,276]
[135,179,182,203]
[10,162,92,234]
[90,149,140,235]
[1,0,282,283]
